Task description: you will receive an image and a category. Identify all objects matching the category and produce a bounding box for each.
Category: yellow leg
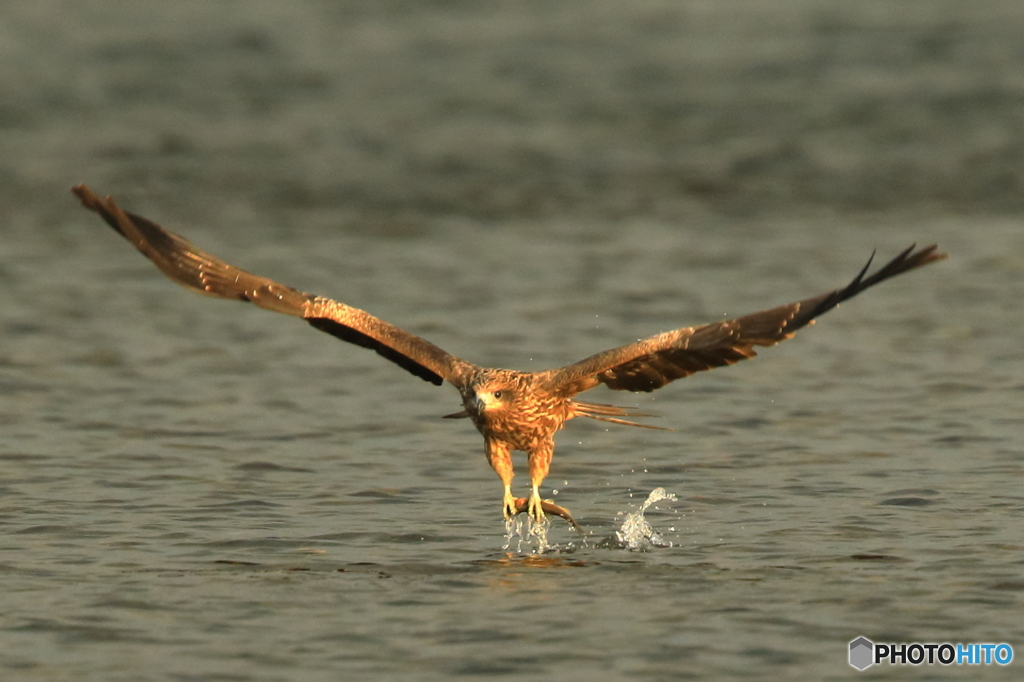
[527,440,554,524]
[486,441,516,519]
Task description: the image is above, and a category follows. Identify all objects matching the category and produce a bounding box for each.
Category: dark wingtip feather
[72,184,120,234]
[794,244,946,328]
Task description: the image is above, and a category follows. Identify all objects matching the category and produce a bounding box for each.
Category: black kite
[72,185,946,525]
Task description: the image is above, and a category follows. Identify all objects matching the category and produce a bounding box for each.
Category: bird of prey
[72,184,946,526]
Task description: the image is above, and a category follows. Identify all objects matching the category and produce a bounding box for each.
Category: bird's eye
[493,390,503,399]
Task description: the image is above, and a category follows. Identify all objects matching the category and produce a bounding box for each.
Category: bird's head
[460,370,525,420]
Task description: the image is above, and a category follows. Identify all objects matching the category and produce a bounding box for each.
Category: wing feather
[72,184,470,387]
[545,244,947,395]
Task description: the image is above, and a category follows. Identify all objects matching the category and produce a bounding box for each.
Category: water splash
[501,488,677,554]
[504,515,554,554]
[615,487,677,551]
[504,514,587,554]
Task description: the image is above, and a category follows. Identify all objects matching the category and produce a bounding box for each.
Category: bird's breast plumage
[464,370,572,452]
[487,397,569,449]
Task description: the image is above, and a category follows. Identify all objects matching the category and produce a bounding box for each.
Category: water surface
[2,2,1023,680]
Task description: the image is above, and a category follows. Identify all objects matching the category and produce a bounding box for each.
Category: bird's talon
[527,494,547,525]
[510,496,581,532]
[502,491,518,520]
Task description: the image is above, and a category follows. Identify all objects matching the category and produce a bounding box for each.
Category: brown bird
[72,184,947,525]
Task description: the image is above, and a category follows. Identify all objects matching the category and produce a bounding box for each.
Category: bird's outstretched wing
[72,184,472,387]
[544,244,947,396]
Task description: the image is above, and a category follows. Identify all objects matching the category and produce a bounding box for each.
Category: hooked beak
[443,394,486,420]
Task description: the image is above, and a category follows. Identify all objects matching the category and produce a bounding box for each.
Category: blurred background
[3,0,1023,225]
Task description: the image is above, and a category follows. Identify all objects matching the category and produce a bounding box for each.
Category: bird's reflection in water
[484,554,590,571]
[476,553,590,595]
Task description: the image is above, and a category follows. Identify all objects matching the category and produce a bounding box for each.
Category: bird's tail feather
[571,401,674,431]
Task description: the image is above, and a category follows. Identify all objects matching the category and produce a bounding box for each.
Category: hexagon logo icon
[849,637,874,670]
